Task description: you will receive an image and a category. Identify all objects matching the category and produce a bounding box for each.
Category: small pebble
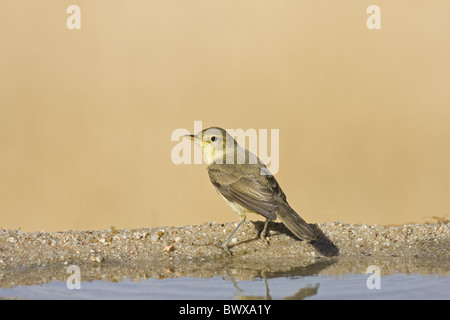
[164,245,174,252]
[7,237,16,243]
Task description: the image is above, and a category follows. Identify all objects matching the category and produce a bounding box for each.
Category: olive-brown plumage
[185,127,316,253]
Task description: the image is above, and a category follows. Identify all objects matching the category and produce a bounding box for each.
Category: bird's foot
[216,239,232,255]
[258,231,270,245]
[256,219,270,245]
[260,234,270,245]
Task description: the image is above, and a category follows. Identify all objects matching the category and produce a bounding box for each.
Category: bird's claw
[216,239,232,255]
[256,228,269,245]
[259,233,270,245]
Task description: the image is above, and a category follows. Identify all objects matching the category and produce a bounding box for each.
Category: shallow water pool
[1,271,449,300]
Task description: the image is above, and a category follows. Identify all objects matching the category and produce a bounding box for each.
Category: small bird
[185,127,317,254]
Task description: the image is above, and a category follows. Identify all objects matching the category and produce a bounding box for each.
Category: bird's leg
[218,217,246,254]
[258,219,270,244]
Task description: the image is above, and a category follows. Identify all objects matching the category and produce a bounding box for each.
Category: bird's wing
[207,163,285,220]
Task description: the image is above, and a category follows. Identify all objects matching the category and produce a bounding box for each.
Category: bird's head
[184,127,235,164]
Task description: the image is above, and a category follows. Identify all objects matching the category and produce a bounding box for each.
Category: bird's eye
[211,136,216,142]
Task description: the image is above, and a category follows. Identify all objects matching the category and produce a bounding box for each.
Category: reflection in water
[0,255,336,289]
[233,278,320,300]
[229,258,335,300]
[1,256,450,299]
[0,258,334,299]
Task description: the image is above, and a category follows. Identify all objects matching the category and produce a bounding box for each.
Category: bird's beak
[184,134,197,141]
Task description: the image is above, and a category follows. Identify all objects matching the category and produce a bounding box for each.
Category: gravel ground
[1,221,449,288]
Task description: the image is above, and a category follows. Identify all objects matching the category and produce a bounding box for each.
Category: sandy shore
[1,221,449,288]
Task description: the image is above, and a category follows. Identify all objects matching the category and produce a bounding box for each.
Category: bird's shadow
[252,221,339,257]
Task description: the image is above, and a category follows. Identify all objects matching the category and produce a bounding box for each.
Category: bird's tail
[277,203,317,241]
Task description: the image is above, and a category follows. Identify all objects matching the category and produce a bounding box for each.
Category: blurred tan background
[1,1,449,232]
